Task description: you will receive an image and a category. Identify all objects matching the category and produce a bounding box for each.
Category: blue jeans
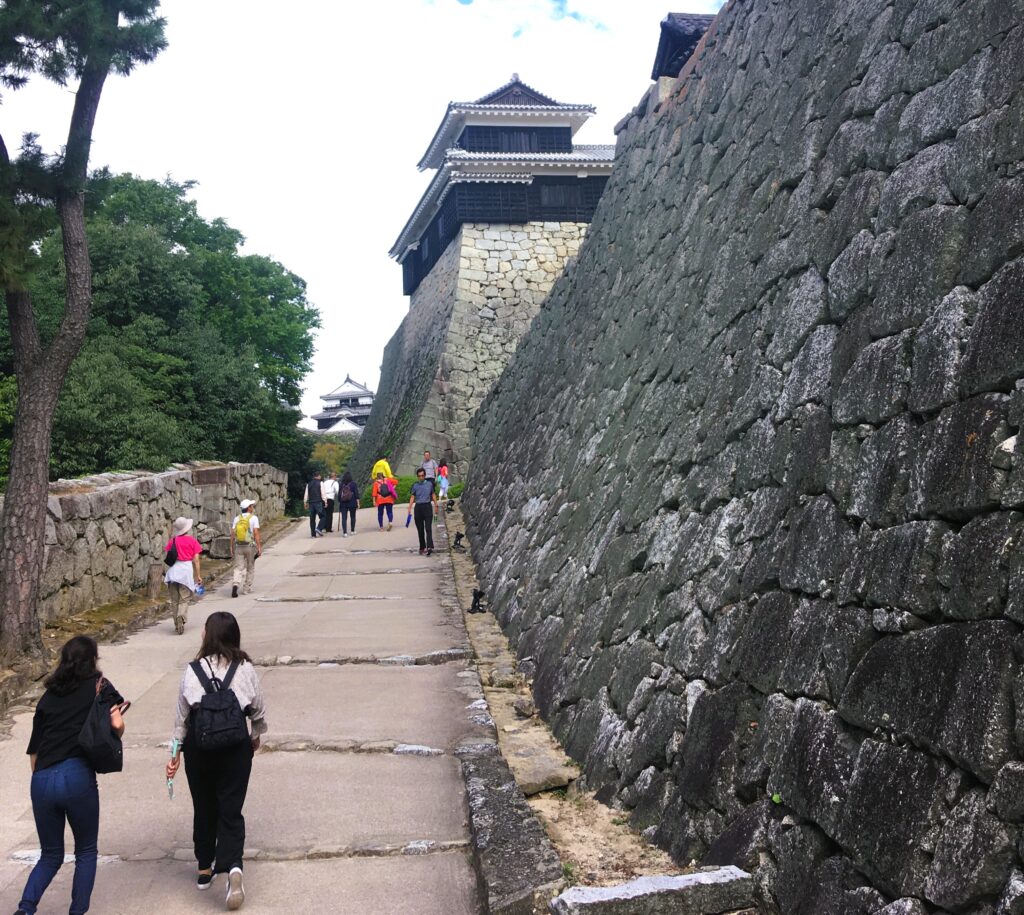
[19,756,100,915]
[377,503,394,527]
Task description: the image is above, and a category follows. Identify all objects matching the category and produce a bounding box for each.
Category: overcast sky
[2,0,723,423]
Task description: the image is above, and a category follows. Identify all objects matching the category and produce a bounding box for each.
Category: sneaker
[226,867,245,910]
[427,548,433,556]
[387,522,393,531]
[197,870,214,891]
[231,585,239,598]
[419,548,426,555]
[174,616,185,635]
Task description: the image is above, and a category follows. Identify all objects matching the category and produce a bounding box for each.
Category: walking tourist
[420,450,439,487]
[374,472,396,531]
[230,499,262,598]
[165,611,267,912]
[437,459,450,499]
[337,471,360,536]
[16,636,126,915]
[408,467,439,555]
[371,453,394,482]
[322,472,339,533]
[164,517,204,635]
[303,471,326,538]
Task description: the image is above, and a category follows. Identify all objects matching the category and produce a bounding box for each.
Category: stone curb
[433,517,566,915]
[459,741,566,915]
[549,867,755,914]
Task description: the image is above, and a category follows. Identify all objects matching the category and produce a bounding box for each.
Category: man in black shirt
[408,468,439,555]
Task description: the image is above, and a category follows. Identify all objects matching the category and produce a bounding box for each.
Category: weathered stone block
[779,495,856,595]
[677,683,760,815]
[848,416,913,526]
[839,621,1018,782]
[833,330,913,425]
[909,394,1009,520]
[961,258,1024,395]
[838,521,949,616]
[938,512,1022,620]
[988,762,1024,823]
[549,868,754,915]
[909,286,977,414]
[924,790,1016,911]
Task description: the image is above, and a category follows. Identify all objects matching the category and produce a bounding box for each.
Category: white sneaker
[226,867,245,910]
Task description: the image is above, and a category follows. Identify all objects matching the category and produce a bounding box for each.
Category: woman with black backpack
[16,635,127,915]
[166,611,267,911]
[337,470,360,536]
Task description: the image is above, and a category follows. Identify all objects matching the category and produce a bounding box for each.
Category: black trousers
[183,737,253,874]
[414,503,434,550]
[324,498,335,532]
[309,502,324,536]
[339,501,357,533]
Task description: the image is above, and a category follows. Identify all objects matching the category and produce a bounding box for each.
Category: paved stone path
[0,510,484,913]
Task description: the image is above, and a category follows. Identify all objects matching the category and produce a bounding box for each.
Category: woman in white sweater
[166,611,267,911]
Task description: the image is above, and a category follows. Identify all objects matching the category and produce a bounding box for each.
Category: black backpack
[340,482,354,502]
[189,660,250,750]
[78,678,123,774]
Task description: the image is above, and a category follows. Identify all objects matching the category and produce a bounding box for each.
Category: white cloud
[1,0,724,420]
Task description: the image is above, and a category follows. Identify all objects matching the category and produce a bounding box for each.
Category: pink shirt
[165,535,202,561]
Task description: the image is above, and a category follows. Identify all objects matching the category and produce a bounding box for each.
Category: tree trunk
[0,323,63,658]
[0,33,111,663]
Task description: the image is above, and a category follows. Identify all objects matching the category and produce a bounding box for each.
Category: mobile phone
[118,701,131,715]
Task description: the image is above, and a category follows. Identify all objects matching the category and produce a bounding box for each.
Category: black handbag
[164,536,179,567]
[78,678,123,774]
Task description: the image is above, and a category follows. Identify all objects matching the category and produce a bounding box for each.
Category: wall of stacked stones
[18,462,287,621]
[352,222,586,484]
[462,0,1024,911]
[350,234,461,485]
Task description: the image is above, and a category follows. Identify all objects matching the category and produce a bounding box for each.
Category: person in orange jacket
[373,472,396,531]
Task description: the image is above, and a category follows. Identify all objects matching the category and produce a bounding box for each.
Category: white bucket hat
[240,499,256,510]
[171,517,194,536]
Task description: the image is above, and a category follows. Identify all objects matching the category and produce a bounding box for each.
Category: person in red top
[164,516,203,635]
[373,472,396,532]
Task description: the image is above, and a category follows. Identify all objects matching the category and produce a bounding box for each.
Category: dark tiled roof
[651,12,716,80]
[663,12,716,39]
[473,75,561,107]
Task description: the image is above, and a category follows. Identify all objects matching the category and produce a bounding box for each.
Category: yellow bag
[234,514,252,543]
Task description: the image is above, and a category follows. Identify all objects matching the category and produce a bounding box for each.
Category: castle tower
[354,76,614,481]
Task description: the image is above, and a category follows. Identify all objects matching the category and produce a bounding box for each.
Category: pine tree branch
[46,2,118,370]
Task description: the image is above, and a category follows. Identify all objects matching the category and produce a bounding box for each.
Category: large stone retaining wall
[25,462,287,621]
[352,221,586,484]
[463,0,1024,911]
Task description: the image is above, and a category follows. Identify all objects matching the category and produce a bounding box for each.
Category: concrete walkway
[0,509,484,914]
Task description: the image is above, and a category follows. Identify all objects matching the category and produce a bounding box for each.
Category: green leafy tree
[310,437,359,476]
[0,1,167,662]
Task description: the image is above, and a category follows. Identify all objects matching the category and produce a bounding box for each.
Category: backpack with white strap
[234,514,252,543]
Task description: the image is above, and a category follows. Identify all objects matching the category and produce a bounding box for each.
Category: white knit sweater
[173,656,268,744]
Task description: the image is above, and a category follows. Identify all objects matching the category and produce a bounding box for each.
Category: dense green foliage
[309,436,359,477]
[0,172,321,484]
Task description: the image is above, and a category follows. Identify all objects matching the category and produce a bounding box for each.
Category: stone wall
[352,221,586,484]
[463,0,1024,911]
[23,462,287,621]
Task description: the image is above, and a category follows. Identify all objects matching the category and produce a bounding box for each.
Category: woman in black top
[337,470,360,536]
[17,636,125,915]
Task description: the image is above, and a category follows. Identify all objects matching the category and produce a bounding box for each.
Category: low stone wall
[23,462,287,621]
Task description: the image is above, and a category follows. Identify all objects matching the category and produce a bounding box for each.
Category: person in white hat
[164,517,203,635]
[230,500,262,598]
